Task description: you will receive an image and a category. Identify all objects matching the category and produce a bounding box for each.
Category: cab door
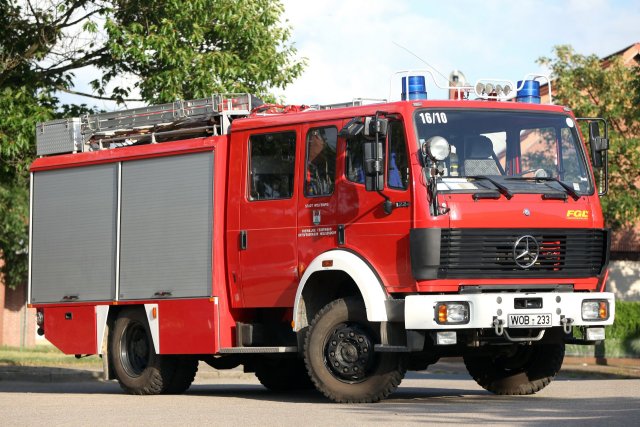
[337,119,413,290]
[238,128,300,307]
[297,122,341,269]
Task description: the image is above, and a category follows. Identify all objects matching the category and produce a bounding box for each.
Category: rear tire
[463,342,565,395]
[304,297,405,403]
[110,308,181,395]
[163,356,198,394]
[255,357,314,391]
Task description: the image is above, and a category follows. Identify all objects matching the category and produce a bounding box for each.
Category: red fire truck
[29,73,614,402]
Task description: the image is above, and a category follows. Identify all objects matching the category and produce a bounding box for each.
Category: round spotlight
[495,84,503,95]
[485,83,495,94]
[425,136,451,161]
[475,82,485,95]
[503,85,512,96]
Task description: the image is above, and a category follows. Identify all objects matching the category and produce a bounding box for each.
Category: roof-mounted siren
[449,70,468,100]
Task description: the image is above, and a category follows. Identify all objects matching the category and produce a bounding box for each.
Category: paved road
[1,368,639,426]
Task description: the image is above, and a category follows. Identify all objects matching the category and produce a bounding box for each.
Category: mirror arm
[378,190,393,215]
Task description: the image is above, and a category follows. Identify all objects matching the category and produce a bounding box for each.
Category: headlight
[582,300,609,321]
[435,302,469,325]
[425,136,450,161]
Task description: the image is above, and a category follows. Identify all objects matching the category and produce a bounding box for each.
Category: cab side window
[387,121,409,190]
[345,136,365,184]
[248,131,296,201]
[345,121,409,189]
[305,127,337,197]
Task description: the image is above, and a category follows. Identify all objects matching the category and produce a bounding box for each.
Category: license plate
[508,313,552,328]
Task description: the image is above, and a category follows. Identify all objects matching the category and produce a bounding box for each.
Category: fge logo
[567,210,589,219]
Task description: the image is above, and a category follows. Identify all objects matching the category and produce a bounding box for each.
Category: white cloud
[58,0,640,110]
[277,0,640,105]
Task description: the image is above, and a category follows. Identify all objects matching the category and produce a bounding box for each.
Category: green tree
[0,0,305,288]
[539,45,640,230]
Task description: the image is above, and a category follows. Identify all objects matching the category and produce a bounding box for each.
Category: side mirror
[578,117,609,196]
[363,139,384,191]
[362,113,389,192]
[588,121,608,169]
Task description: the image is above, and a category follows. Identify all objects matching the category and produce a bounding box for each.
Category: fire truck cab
[29,74,614,402]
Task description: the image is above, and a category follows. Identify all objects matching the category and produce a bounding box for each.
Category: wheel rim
[324,322,375,383]
[120,321,150,377]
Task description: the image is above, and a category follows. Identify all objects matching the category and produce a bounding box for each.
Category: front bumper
[405,292,615,330]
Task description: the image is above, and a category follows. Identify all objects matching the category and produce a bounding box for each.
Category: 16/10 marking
[508,313,552,328]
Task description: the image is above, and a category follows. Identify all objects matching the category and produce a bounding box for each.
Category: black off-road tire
[304,297,405,403]
[255,357,315,392]
[110,308,175,395]
[163,356,199,394]
[463,342,565,395]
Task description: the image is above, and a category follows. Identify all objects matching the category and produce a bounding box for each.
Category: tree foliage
[539,45,640,230]
[0,0,305,288]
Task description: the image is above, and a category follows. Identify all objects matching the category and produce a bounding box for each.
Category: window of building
[248,131,296,201]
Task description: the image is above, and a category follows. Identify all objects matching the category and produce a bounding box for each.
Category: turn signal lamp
[435,302,469,325]
[582,300,609,321]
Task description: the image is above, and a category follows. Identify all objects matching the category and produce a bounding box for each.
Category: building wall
[608,260,640,301]
[0,283,36,347]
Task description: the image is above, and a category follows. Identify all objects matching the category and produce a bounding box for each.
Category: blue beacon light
[401,76,428,100]
[516,80,541,104]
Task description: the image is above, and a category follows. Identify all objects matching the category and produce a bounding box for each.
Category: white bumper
[405,292,615,330]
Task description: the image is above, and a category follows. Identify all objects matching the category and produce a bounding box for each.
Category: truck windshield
[414,109,593,196]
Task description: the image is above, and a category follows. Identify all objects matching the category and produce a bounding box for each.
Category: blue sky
[275,0,640,104]
[62,0,640,110]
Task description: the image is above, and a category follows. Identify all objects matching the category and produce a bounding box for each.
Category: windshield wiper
[467,175,513,200]
[508,176,580,201]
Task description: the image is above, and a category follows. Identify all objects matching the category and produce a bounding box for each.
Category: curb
[0,365,103,383]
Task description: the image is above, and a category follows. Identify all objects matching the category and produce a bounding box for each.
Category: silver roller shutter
[119,152,213,299]
[31,164,118,303]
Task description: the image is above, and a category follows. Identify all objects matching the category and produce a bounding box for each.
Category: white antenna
[392,41,449,83]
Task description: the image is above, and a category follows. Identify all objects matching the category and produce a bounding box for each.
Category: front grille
[438,228,608,279]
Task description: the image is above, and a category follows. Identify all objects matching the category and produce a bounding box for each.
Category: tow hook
[560,316,574,334]
[493,317,505,336]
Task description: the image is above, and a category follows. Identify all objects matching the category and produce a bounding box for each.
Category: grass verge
[0,344,102,368]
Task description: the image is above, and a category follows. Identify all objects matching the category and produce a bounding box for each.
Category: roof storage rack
[35,94,262,156]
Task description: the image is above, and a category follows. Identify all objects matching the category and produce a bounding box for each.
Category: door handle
[240,230,247,250]
[337,225,345,245]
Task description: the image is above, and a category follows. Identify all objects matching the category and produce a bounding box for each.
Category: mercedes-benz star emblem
[513,235,539,269]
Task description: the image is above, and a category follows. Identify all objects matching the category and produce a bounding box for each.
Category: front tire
[463,342,565,395]
[110,308,187,395]
[304,298,405,403]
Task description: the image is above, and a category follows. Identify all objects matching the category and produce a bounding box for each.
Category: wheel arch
[293,249,389,332]
[107,304,160,353]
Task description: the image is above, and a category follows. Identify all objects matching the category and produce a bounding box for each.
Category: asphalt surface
[1,364,639,426]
